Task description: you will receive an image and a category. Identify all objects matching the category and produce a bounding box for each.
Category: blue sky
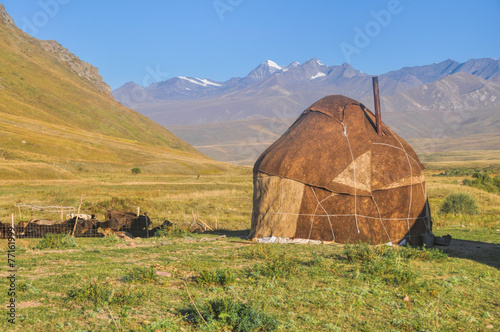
[3,0,500,89]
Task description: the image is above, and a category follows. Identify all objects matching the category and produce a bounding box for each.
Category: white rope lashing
[310,187,336,240]
[342,123,360,233]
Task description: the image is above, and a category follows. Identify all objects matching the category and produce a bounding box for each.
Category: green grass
[182,298,279,331]
[1,233,497,331]
[0,163,498,331]
[0,172,252,230]
[155,225,190,238]
[67,280,143,306]
[35,233,77,250]
[122,266,159,284]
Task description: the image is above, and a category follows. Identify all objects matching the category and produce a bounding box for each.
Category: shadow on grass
[208,229,251,240]
[441,239,500,269]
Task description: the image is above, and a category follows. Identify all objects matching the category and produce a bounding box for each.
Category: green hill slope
[0,5,233,178]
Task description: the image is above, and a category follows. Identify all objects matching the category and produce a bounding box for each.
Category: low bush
[439,193,479,215]
[433,168,478,177]
[184,298,279,331]
[35,233,77,250]
[340,243,448,286]
[197,268,236,286]
[68,280,140,306]
[122,266,158,283]
[342,243,448,262]
[145,318,181,331]
[250,253,299,279]
[462,171,500,193]
[360,260,417,285]
[241,244,277,259]
[343,242,374,262]
[98,233,122,244]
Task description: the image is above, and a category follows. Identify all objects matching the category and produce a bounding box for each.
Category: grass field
[0,161,499,331]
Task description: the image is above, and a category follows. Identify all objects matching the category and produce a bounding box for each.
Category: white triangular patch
[332,151,371,193]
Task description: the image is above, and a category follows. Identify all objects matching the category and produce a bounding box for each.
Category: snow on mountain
[310,72,326,80]
[265,60,282,71]
[112,57,500,116]
[110,57,500,165]
[178,76,222,87]
[245,60,284,81]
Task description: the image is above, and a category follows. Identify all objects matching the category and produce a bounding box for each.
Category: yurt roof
[254,95,425,196]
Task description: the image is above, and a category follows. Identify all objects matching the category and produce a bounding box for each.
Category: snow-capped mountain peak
[265,60,282,71]
[246,60,284,81]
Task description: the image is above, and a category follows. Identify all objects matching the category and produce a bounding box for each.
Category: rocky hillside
[39,39,112,96]
[0,4,233,178]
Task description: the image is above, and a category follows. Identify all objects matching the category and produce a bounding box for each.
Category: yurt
[250,95,432,244]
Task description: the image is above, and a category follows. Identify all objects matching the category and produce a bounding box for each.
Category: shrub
[462,172,500,193]
[250,253,299,279]
[433,168,477,177]
[241,244,277,259]
[338,243,448,286]
[131,167,141,175]
[343,243,374,262]
[145,318,181,331]
[122,266,158,283]
[154,226,189,238]
[184,298,279,331]
[197,268,236,286]
[342,243,447,263]
[35,233,77,250]
[98,233,123,244]
[360,260,417,285]
[68,281,139,306]
[439,193,479,215]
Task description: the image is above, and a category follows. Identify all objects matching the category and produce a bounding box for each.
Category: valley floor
[0,161,498,331]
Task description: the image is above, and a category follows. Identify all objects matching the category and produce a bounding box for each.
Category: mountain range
[113,57,500,164]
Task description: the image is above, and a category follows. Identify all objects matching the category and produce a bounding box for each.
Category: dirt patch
[19,301,42,308]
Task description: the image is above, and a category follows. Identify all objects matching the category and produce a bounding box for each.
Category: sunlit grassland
[1,160,498,233]
[0,171,253,230]
[0,232,497,331]
[0,161,498,331]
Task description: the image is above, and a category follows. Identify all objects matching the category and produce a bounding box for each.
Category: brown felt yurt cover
[250,95,431,244]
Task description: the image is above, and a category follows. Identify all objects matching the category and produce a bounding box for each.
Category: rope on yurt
[280,178,284,213]
[384,129,414,238]
[255,210,429,221]
[310,187,336,240]
[341,122,360,233]
[307,197,321,240]
[373,142,432,232]
[371,196,392,243]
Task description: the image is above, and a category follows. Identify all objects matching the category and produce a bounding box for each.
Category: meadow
[0,161,498,331]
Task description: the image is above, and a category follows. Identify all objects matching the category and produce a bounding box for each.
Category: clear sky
[2,0,500,89]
